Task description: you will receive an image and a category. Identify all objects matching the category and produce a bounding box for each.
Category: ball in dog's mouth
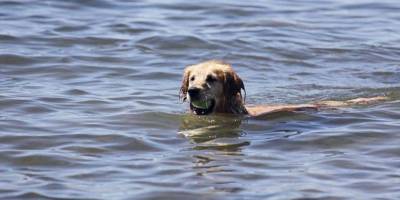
[190,99,215,115]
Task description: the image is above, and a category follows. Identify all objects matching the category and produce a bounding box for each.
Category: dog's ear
[224,70,246,102]
[179,68,190,102]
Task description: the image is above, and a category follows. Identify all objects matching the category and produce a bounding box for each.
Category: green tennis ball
[191,100,209,109]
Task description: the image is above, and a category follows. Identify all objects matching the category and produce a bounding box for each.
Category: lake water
[1,0,400,199]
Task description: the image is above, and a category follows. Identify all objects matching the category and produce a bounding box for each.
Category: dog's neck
[230,101,248,115]
[215,94,248,115]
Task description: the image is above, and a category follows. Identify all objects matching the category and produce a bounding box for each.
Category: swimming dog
[179,60,387,116]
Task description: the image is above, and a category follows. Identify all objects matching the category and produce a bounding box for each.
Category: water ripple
[1,0,400,199]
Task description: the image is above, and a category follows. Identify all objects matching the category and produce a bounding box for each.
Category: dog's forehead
[187,61,232,75]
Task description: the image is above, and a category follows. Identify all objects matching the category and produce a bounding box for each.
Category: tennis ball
[191,100,209,109]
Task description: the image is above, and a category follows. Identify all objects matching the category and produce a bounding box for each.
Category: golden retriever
[180,60,387,116]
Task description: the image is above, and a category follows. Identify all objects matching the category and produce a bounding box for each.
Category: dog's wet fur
[180,60,388,117]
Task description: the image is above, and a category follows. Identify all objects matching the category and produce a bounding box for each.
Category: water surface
[1,0,400,199]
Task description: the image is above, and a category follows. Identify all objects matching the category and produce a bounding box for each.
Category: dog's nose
[188,87,201,98]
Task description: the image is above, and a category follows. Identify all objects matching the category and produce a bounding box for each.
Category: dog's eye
[206,75,216,83]
[190,76,195,81]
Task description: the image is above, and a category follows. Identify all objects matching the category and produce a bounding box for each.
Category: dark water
[1,0,400,199]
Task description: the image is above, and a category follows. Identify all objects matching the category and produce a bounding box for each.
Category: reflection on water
[179,114,249,150]
[1,0,400,199]
[179,114,242,139]
[178,111,317,150]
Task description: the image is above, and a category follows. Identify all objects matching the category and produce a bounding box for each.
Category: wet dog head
[179,60,247,115]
